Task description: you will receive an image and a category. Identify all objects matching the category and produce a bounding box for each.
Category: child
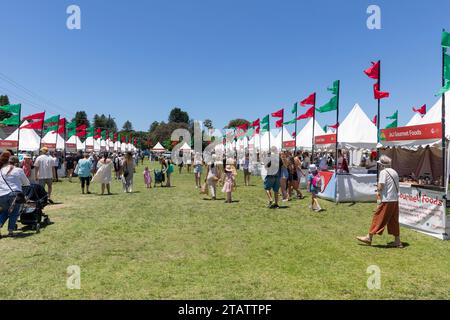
[307,164,323,212]
[143,166,152,189]
[222,165,235,203]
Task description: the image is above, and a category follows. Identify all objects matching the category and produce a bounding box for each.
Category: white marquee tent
[296,119,326,150]
[5,121,41,152]
[41,132,65,150]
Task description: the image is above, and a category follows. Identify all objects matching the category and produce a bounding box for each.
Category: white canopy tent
[152,142,166,152]
[337,103,378,149]
[41,132,65,150]
[296,119,326,150]
[4,121,41,152]
[179,142,192,151]
[66,135,84,151]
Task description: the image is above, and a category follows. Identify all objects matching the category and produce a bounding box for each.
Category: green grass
[1,159,450,300]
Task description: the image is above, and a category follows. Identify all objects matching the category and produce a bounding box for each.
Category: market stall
[379,122,450,240]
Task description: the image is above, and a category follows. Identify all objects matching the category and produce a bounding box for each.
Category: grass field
[0,159,450,300]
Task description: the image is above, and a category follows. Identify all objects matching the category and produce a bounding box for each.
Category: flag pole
[442,29,447,188]
[281,109,284,151]
[294,103,298,154]
[335,81,341,204]
[54,115,60,152]
[268,116,271,152]
[38,111,46,152]
[16,105,22,154]
[377,60,382,183]
[312,98,316,159]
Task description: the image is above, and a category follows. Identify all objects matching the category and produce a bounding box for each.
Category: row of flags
[0,104,138,145]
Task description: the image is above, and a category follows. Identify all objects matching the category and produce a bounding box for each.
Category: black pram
[19,184,51,233]
[154,170,165,187]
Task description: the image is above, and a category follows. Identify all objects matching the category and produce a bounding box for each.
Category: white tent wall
[296,119,325,150]
[406,113,423,126]
[420,91,450,136]
[94,138,101,152]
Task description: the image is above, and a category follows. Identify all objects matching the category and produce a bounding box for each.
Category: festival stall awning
[179,142,192,151]
[379,122,443,147]
[337,103,377,149]
[0,121,41,151]
[152,142,166,152]
[296,119,325,150]
[41,131,65,150]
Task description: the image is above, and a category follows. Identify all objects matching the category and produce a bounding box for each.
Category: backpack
[312,174,322,189]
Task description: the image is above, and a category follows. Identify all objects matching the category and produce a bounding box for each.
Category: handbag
[0,167,26,212]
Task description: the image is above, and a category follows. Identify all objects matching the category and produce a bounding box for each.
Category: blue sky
[0,0,449,133]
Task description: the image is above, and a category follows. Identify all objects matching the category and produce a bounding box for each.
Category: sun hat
[23,154,32,159]
[377,155,392,166]
[225,165,232,172]
[41,147,48,153]
[309,164,318,172]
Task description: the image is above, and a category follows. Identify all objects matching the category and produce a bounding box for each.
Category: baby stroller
[154,170,165,187]
[18,184,51,233]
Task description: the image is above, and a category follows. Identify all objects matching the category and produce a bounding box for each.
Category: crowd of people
[0,146,403,248]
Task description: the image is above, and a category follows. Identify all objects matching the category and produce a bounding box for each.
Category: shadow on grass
[356,242,410,249]
[203,198,226,201]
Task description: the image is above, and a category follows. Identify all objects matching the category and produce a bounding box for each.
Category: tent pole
[442,31,446,188]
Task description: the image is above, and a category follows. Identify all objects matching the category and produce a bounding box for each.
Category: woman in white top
[92,152,113,195]
[0,153,30,238]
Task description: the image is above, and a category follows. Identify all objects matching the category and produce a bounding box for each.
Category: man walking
[34,147,56,204]
[357,155,403,248]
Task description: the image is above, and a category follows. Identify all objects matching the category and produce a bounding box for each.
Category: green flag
[101,130,107,140]
[261,123,270,133]
[0,114,20,126]
[67,121,77,130]
[316,96,338,113]
[436,79,450,96]
[44,125,59,134]
[327,80,339,95]
[323,125,328,133]
[386,111,398,120]
[109,132,114,140]
[442,31,450,47]
[68,128,76,138]
[246,128,255,137]
[261,115,270,124]
[292,103,298,114]
[283,119,296,126]
[86,127,95,138]
[45,115,60,124]
[0,104,21,114]
[444,53,450,81]
[385,120,398,129]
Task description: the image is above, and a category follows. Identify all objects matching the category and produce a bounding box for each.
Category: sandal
[356,236,372,246]
[387,242,404,249]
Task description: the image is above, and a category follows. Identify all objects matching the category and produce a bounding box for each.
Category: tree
[0,95,11,121]
[72,111,90,127]
[226,119,250,129]
[122,120,133,132]
[93,114,107,129]
[203,119,213,130]
[148,121,190,151]
[168,107,189,124]
[149,121,159,133]
[105,116,118,132]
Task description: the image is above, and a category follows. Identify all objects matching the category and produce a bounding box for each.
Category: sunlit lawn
[0,159,449,299]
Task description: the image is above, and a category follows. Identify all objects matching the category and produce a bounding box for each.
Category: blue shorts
[264,175,280,192]
[281,168,289,179]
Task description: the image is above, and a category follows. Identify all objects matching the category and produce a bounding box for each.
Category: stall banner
[399,185,447,237]
[41,143,56,150]
[380,123,441,142]
[283,140,296,148]
[66,143,77,152]
[0,140,18,148]
[315,134,336,145]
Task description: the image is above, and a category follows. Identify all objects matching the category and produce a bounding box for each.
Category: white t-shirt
[34,154,55,179]
[379,168,399,202]
[0,166,30,196]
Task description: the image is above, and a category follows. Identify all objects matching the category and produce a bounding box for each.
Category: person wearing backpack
[307,164,323,212]
[357,155,403,248]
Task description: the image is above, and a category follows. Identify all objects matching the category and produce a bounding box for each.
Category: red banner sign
[66,143,76,151]
[42,143,56,150]
[315,134,336,145]
[0,140,18,148]
[380,122,442,142]
[283,140,296,148]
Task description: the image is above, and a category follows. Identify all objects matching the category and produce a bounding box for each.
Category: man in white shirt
[34,147,55,203]
[357,155,402,248]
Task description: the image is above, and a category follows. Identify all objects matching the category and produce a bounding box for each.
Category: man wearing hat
[357,155,403,248]
[34,147,56,204]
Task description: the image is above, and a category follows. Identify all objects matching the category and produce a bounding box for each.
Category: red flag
[412,104,427,117]
[372,115,377,126]
[373,83,390,99]
[114,133,118,142]
[55,118,66,134]
[94,128,102,139]
[76,124,87,131]
[296,106,315,120]
[20,120,44,130]
[292,132,296,138]
[328,122,339,129]
[271,109,284,118]
[22,112,45,121]
[236,123,248,131]
[364,61,380,80]
[300,93,316,107]
[76,130,86,137]
[275,119,283,128]
[251,119,260,127]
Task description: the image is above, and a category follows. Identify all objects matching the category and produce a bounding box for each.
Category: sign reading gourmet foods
[399,185,447,237]
[315,134,336,145]
[380,122,442,142]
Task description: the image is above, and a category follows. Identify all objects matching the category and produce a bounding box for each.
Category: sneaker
[267,201,274,208]
[270,203,280,209]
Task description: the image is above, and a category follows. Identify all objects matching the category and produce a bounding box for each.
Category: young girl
[307,164,323,212]
[222,165,235,203]
[143,166,152,188]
